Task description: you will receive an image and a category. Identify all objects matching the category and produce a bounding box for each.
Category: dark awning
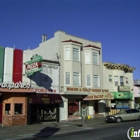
[29,94,63,104]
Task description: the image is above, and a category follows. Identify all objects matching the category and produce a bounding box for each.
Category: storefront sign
[83,93,114,100]
[34,88,57,93]
[66,87,109,93]
[112,92,132,99]
[0,81,31,89]
[118,86,131,92]
[25,54,43,76]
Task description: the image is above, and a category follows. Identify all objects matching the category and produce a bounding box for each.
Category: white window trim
[65,72,71,86]
[109,75,112,82]
[93,75,100,88]
[64,47,71,60]
[86,75,91,87]
[85,52,91,64]
[93,52,99,65]
[73,72,81,86]
[114,76,118,86]
[73,48,80,62]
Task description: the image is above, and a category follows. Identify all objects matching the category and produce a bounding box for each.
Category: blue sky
[0,0,140,79]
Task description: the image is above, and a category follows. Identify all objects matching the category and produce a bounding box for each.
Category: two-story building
[103,62,135,115]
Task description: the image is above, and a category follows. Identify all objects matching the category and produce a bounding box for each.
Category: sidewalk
[0,118,105,140]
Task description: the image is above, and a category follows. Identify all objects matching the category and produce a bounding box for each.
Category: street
[31,121,140,140]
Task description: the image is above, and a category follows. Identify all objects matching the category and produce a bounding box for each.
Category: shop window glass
[5,103,10,115]
[14,104,23,114]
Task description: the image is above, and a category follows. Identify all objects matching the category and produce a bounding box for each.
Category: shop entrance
[29,104,59,124]
[94,100,98,114]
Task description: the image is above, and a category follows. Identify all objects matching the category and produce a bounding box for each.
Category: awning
[29,94,63,104]
[83,93,114,100]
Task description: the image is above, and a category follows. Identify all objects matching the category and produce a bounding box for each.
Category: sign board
[65,87,109,93]
[83,93,114,100]
[0,81,31,89]
[118,86,131,92]
[25,54,43,76]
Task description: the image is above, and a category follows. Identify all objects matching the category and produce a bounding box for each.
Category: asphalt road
[34,120,140,140]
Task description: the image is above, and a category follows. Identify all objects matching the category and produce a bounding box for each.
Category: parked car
[105,109,140,123]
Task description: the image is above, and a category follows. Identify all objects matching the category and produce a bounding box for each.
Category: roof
[103,62,135,72]
[84,44,100,49]
[62,39,82,45]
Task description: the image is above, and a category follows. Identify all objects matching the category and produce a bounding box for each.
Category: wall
[2,94,27,126]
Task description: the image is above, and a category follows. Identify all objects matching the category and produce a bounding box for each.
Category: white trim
[73,47,80,62]
[85,52,91,64]
[64,72,71,86]
[64,47,71,60]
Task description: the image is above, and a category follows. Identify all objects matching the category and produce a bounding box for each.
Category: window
[64,47,70,60]
[126,77,129,84]
[120,76,124,86]
[85,52,90,64]
[93,75,100,87]
[114,76,118,86]
[5,103,11,115]
[73,48,80,61]
[93,52,99,65]
[65,72,70,85]
[109,75,112,82]
[14,104,23,114]
[86,75,91,86]
[73,72,80,86]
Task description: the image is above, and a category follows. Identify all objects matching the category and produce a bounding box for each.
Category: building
[27,31,113,121]
[0,46,62,126]
[133,80,140,108]
[103,62,135,115]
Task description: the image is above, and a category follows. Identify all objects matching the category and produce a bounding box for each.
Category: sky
[0,0,140,79]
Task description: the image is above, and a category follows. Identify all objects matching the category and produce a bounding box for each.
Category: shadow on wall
[31,72,53,91]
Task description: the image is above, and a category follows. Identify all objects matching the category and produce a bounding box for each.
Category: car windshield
[115,110,126,114]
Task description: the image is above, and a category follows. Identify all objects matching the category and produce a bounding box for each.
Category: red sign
[26,62,42,71]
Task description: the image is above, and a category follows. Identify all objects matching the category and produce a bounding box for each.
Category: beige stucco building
[103,62,135,114]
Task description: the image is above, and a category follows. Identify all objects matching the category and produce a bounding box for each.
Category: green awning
[111,92,133,99]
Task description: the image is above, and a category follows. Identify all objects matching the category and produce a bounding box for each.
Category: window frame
[120,76,124,86]
[114,76,118,86]
[126,77,129,84]
[93,52,99,65]
[73,72,80,86]
[85,52,90,64]
[64,47,71,60]
[5,103,11,115]
[109,75,112,82]
[65,72,71,86]
[73,48,80,62]
[93,75,100,88]
[86,75,91,87]
[14,103,23,115]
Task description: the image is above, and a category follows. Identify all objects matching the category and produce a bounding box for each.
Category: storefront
[28,93,62,124]
[111,86,133,110]
[83,93,114,115]
[60,87,111,120]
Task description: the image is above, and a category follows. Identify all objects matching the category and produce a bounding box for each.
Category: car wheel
[138,116,140,120]
[116,117,122,123]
